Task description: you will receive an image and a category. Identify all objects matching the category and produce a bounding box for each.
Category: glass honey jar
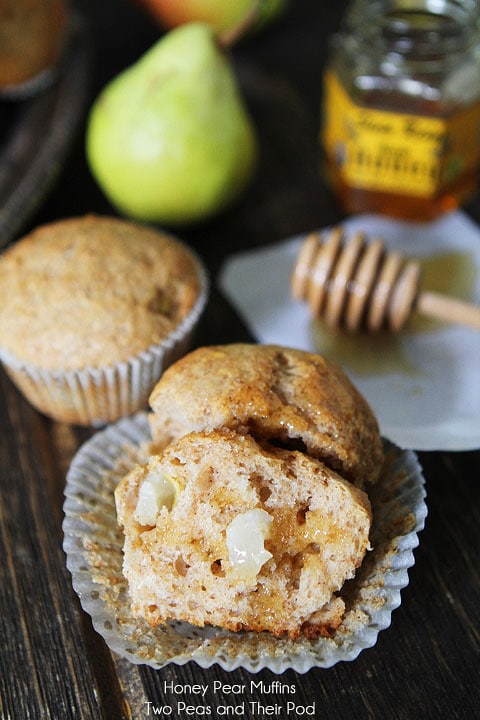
[321,0,480,221]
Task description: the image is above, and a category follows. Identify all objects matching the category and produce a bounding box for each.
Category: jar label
[322,71,480,198]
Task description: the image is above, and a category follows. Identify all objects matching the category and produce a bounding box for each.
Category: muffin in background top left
[0,214,208,425]
[0,0,69,97]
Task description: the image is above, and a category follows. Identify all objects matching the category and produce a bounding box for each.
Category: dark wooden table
[1,1,479,718]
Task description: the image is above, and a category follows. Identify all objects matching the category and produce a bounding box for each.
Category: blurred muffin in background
[0,215,208,425]
[0,0,68,96]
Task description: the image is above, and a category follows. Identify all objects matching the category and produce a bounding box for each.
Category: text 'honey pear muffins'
[114,429,372,639]
[0,215,208,425]
[148,344,383,488]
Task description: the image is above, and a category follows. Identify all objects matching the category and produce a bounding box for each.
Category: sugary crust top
[149,343,384,488]
[0,215,201,370]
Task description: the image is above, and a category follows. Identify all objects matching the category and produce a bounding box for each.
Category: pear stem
[218,0,263,48]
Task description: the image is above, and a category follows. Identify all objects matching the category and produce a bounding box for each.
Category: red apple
[135,0,288,36]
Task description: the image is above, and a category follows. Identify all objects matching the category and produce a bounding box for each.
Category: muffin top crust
[149,343,384,488]
[0,0,68,88]
[0,215,202,370]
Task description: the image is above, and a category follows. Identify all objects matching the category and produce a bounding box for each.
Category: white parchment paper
[219,211,480,450]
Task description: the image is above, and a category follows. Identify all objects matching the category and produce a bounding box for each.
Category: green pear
[86,23,257,225]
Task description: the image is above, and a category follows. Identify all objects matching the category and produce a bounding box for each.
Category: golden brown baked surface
[115,429,372,639]
[0,215,201,370]
[0,0,68,88]
[149,343,384,488]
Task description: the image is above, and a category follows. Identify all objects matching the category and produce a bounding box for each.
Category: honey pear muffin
[0,214,208,424]
[115,428,372,639]
[0,0,68,94]
[148,344,383,488]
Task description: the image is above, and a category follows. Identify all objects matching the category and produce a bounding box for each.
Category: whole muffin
[148,343,383,488]
[115,428,372,639]
[0,0,68,94]
[0,215,208,424]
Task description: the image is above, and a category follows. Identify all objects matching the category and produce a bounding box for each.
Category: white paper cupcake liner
[0,257,208,426]
[62,413,427,674]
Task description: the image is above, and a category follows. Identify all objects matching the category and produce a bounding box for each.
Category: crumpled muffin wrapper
[62,413,427,673]
[0,258,208,426]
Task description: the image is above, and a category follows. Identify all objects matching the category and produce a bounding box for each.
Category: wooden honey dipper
[291,227,480,333]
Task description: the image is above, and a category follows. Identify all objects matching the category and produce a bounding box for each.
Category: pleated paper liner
[63,412,427,673]
[0,257,208,426]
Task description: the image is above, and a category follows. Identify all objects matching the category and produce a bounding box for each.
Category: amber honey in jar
[321,0,480,221]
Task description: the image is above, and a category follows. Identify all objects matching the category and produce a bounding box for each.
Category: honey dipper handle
[416,291,480,330]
